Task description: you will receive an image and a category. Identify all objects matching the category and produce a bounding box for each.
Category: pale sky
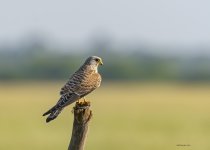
[0,0,210,51]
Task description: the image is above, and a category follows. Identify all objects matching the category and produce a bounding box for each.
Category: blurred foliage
[0,42,210,81]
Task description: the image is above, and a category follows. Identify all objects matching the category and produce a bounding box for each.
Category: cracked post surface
[68,101,92,150]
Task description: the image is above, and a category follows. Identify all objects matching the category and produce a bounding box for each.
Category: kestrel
[43,56,103,123]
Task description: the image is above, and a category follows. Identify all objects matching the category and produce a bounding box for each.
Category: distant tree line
[0,48,210,82]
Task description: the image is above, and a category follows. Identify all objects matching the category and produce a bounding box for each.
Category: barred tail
[42,93,80,123]
[42,105,58,116]
[46,109,62,123]
[42,96,68,117]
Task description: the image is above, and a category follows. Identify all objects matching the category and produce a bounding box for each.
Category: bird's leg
[77,99,80,103]
[83,97,86,103]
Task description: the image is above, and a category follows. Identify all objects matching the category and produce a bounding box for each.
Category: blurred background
[0,0,210,150]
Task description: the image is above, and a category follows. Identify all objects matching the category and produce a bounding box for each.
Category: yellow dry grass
[0,81,210,150]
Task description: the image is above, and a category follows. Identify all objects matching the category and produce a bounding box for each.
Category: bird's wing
[60,71,84,96]
[60,71,101,97]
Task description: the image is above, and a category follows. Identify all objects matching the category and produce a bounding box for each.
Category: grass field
[0,81,210,150]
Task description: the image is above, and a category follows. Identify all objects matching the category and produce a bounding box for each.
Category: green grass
[0,81,210,150]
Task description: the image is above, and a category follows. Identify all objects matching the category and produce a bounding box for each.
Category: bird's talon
[83,97,87,103]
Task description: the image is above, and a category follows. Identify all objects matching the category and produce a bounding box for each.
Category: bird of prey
[43,56,103,123]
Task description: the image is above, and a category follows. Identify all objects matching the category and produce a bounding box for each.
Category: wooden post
[68,101,92,150]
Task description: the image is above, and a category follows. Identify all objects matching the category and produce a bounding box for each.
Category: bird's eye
[95,58,99,62]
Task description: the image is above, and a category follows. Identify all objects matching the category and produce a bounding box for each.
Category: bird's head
[84,56,103,72]
[86,56,103,66]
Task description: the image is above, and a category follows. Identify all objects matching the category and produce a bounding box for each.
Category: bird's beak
[99,59,103,65]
